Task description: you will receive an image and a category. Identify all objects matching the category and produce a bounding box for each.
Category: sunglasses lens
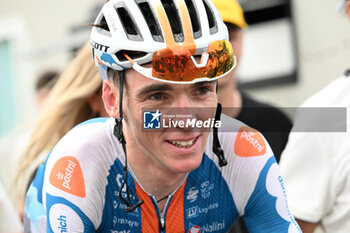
[206,40,234,78]
[151,40,235,83]
[152,47,192,82]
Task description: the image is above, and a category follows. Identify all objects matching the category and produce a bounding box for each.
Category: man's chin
[167,155,203,174]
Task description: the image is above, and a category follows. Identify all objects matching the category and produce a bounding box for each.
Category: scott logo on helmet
[91,41,109,52]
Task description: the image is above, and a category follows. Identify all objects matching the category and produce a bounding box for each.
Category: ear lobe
[102,80,119,118]
[347,1,350,19]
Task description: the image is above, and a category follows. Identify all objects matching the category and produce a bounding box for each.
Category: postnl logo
[234,126,266,157]
[49,156,85,197]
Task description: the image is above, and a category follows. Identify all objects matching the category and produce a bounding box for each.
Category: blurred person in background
[0,71,59,192]
[35,71,59,111]
[0,179,22,233]
[0,70,59,232]
[212,0,292,163]
[279,1,350,232]
[11,42,107,225]
[211,1,293,232]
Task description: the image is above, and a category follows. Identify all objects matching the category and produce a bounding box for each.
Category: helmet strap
[113,70,144,212]
[212,103,227,167]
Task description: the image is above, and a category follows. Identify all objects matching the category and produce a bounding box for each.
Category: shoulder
[301,76,350,107]
[214,114,274,159]
[43,117,119,189]
[40,118,122,229]
[46,117,115,160]
[205,114,276,214]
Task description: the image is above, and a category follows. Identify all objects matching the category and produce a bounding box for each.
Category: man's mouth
[167,138,197,148]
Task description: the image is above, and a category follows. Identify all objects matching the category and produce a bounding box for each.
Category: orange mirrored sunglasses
[125,40,236,83]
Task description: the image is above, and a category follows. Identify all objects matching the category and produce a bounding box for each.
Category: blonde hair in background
[13,42,103,205]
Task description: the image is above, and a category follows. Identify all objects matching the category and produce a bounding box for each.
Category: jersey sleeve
[41,119,115,233]
[217,115,301,232]
[242,157,301,233]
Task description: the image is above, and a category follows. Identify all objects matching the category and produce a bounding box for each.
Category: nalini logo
[57,215,67,232]
[188,225,201,233]
[143,110,161,129]
[49,156,86,197]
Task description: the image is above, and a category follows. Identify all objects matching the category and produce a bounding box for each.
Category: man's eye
[149,93,163,100]
[197,86,210,95]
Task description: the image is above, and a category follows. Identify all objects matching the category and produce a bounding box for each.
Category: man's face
[347,0,350,19]
[121,68,218,174]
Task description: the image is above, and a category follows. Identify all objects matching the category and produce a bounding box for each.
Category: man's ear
[346,1,350,19]
[102,80,119,118]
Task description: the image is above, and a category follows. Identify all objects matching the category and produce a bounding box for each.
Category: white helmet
[91,0,229,80]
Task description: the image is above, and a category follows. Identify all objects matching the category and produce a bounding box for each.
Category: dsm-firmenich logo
[143,110,161,129]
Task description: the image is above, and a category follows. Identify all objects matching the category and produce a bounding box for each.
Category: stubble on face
[121,69,217,176]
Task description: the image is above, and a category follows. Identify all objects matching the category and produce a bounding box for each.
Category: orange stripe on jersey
[154,1,177,47]
[176,0,196,53]
[165,180,186,232]
[234,126,266,157]
[135,183,159,232]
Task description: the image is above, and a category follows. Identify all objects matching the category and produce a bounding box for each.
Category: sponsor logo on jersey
[200,180,214,199]
[234,126,266,157]
[186,206,199,218]
[112,216,140,228]
[49,204,83,232]
[49,156,85,197]
[186,203,219,219]
[187,187,199,203]
[188,225,201,233]
[57,215,67,232]
[188,220,225,233]
[143,110,162,129]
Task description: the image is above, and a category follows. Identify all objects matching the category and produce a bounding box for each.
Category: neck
[123,127,186,203]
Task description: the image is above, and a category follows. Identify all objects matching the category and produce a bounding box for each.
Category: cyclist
[24,0,301,232]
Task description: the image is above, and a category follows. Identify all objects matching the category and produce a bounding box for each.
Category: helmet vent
[136,1,164,42]
[202,0,218,34]
[185,0,201,39]
[161,0,184,42]
[116,7,144,41]
[116,50,148,62]
[99,16,110,32]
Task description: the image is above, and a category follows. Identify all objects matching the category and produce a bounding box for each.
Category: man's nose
[171,94,196,123]
[174,94,193,108]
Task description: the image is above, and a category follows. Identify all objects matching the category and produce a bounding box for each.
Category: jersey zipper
[157,195,172,232]
[160,212,165,230]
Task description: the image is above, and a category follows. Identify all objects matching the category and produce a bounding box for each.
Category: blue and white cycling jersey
[25,116,300,233]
